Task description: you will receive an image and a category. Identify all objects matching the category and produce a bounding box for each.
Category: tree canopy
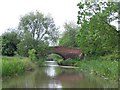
[76,1,119,56]
[59,22,79,47]
[17,11,59,57]
[18,11,59,45]
[2,11,59,58]
[2,29,20,56]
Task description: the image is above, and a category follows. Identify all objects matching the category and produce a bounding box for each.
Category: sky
[0,0,118,35]
[0,0,80,35]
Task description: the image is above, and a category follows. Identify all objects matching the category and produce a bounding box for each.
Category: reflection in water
[45,66,56,78]
[45,61,62,88]
[48,80,62,88]
[2,61,118,88]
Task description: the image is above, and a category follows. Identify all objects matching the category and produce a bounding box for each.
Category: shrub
[28,49,37,62]
[57,59,78,66]
[2,31,20,56]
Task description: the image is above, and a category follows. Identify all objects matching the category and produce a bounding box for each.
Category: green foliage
[18,11,59,44]
[2,59,25,76]
[59,22,79,47]
[2,56,36,77]
[76,17,118,55]
[58,59,77,66]
[76,57,118,81]
[17,32,34,56]
[2,30,20,56]
[17,31,49,58]
[47,54,63,61]
[17,11,59,57]
[76,2,119,56]
[47,54,64,65]
[35,41,49,59]
[28,49,36,61]
[77,2,118,24]
[58,55,118,81]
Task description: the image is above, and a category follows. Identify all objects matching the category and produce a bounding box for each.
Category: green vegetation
[48,53,118,81]
[2,30,20,56]
[2,11,59,58]
[57,1,119,81]
[28,49,37,62]
[28,49,45,66]
[76,60,118,81]
[1,1,119,83]
[76,2,118,56]
[17,11,59,58]
[2,56,37,77]
[59,22,79,47]
[1,11,60,78]
[55,56,118,81]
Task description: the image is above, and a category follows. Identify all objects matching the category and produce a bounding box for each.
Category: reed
[55,55,118,81]
[2,56,36,77]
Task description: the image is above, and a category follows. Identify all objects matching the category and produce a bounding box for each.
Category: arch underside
[51,52,80,60]
[51,52,66,60]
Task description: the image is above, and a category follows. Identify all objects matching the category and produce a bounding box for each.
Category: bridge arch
[47,53,65,61]
[48,46,84,60]
[52,52,66,60]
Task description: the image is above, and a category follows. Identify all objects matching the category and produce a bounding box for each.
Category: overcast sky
[0,0,118,35]
[0,0,80,35]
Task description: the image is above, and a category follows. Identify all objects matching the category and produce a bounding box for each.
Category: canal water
[2,61,118,88]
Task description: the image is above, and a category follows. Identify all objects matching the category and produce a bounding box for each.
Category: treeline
[1,11,59,60]
[59,2,119,59]
[1,2,119,60]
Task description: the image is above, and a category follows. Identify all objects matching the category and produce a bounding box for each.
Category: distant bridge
[49,46,84,60]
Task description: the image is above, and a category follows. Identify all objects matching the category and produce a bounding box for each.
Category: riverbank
[3,60,117,88]
[2,56,37,78]
[56,55,118,81]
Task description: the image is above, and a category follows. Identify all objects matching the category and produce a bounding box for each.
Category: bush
[47,54,63,61]
[57,59,79,66]
[2,31,20,56]
[28,49,37,62]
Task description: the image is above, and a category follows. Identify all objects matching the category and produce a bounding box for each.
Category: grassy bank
[76,59,118,81]
[55,55,118,81]
[2,56,37,77]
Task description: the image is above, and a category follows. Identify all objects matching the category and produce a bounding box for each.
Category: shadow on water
[2,61,118,88]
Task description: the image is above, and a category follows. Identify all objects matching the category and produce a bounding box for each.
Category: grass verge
[56,55,118,81]
[2,56,37,77]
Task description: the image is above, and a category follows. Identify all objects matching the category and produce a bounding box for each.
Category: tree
[2,29,20,56]
[17,11,60,57]
[77,2,118,25]
[18,11,59,45]
[76,1,119,56]
[17,31,49,57]
[17,32,35,56]
[59,22,79,47]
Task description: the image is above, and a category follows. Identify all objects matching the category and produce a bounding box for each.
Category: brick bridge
[49,46,84,60]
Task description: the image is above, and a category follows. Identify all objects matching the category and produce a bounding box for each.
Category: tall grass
[55,55,118,81]
[76,59,118,81]
[2,56,36,77]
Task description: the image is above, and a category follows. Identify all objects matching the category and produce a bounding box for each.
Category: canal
[2,61,118,88]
